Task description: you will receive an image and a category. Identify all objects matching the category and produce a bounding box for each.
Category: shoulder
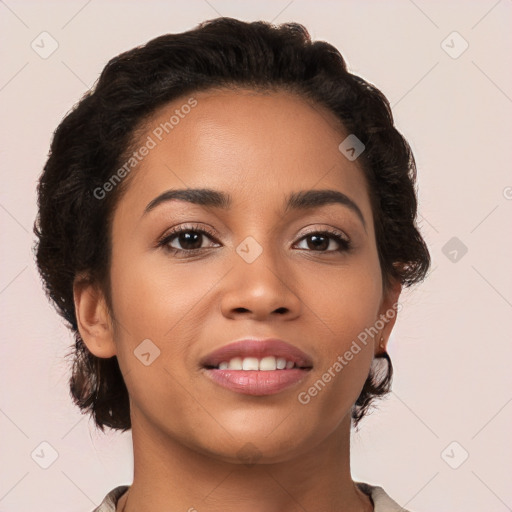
[90,485,130,512]
[356,482,413,512]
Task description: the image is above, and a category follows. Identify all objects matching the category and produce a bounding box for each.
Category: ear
[73,275,116,358]
[375,278,402,356]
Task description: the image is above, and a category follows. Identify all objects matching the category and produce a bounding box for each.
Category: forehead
[117,88,372,225]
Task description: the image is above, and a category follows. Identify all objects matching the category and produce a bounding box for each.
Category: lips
[200,338,313,396]
[200,338,313,369]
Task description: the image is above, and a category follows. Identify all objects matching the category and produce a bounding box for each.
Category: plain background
[1,1,511,511]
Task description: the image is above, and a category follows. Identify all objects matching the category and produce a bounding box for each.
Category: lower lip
[203,368,311,396]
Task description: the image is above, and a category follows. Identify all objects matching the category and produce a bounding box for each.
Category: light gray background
[1,1,511,511]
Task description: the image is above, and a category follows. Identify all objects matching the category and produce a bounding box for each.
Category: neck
[119,410,372,512]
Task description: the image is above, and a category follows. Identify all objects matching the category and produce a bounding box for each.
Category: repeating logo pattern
[1,2,510,511]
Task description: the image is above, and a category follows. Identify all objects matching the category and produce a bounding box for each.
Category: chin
[194,426,317,466]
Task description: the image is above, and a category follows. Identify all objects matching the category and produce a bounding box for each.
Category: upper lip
[200,338,314,369]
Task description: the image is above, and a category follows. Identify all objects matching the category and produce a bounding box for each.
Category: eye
[157,224,220,255]
[156,225,352,257]
[294,229,351,253]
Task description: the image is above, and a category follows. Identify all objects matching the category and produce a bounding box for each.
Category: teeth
[228,357,243,370]
[217,356,297,371]
[242,357,259,371]
[260,356,277,371]
[276,357,287,369]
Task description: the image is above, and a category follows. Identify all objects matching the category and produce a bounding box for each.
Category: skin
[74,88,401,512]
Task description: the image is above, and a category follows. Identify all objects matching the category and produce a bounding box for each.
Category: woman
[34,17,430,512]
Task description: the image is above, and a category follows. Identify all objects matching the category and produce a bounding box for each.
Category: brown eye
[295,230,351,252]
[157,225,221,255]
[169,231,205,250]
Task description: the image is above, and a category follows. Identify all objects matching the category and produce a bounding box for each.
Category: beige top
[91,483,411,511]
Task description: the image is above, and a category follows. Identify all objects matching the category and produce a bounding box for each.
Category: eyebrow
[143,187,366,229]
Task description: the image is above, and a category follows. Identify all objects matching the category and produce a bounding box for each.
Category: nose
[220,245,303,321]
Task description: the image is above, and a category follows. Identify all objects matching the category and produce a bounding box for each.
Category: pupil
[308,234,328,251]
[180,232,201,249]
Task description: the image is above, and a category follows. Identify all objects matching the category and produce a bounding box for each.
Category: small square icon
[31,441,59,469]
[134,338,161,366]
[441,31,469,59]
[31,31,59,59]
[237,442,262,466]
[338,134,365,161]
[236,236,263,263]
[442,236,468,263]
[441,441,469,469]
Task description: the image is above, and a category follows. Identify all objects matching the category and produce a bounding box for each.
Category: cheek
[295,268,379,427]
[107,248,216,430]
[295,251,382,412]
[303,249,383,343]
[110,245,221,336]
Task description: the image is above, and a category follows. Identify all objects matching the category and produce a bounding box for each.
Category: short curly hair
[33,17,430,432]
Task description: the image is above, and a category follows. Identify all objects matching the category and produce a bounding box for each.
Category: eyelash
[156,223,352,257]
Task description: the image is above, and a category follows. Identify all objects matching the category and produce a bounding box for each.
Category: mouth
[204,353,313,371]
[200,338,313,396]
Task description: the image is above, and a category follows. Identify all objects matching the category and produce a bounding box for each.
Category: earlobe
[73,277,116,358]
[375,278,402,355]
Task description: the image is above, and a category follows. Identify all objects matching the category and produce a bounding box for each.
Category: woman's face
[100,89,400,462]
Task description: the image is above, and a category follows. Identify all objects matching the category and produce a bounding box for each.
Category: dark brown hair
[33,17,430,432]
